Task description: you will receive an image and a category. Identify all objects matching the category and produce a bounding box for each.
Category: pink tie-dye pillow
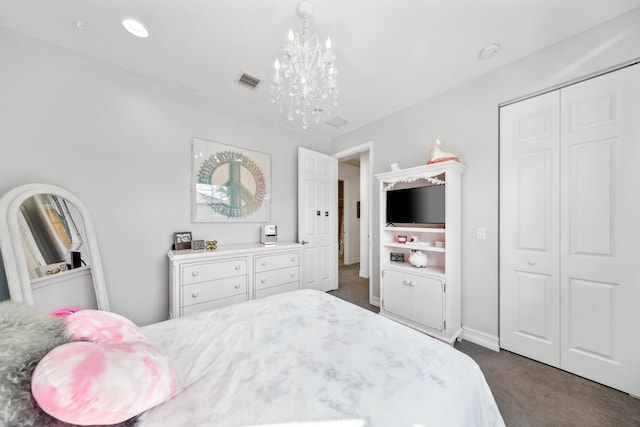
[31,340,179,425]
[63,309,149,344]
[31,310,179,425]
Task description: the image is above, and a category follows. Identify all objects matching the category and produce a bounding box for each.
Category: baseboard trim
[359,270,369,279]
[370,296,380,307]
[461,327,500,352]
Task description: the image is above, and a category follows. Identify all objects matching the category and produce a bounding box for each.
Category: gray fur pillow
[0,301,138,427]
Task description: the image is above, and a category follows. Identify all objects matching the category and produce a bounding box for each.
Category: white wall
[0,28,328,325]
[338,163,360,264]
[330,8,640,338]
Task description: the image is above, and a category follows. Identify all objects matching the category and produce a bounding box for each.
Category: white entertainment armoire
[500,63,640,396]
[377,160,464,345]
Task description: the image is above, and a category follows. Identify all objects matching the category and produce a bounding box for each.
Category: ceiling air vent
[236,72,262,90]
[326,116,349,128]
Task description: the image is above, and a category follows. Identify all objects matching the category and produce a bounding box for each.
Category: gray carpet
[331,263,640,426]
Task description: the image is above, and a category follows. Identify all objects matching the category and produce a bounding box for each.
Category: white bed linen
[140,289,504,427]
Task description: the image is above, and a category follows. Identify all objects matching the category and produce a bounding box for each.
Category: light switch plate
[476,227,487,240]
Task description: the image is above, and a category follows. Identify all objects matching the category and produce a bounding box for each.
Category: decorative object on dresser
[173,232,192,251]
[191,239,205,250]
[376,160,464,344]
[205,240,217,250]
[192,137,271,222]
[167,242,302,318]
[260,224,277,245]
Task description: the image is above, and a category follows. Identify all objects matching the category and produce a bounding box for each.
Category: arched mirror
[0,184,109,311]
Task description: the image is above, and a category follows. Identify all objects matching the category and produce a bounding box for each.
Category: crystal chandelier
[271,1,338,130]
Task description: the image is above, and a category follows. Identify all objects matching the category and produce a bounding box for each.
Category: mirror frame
[0,183,110,310]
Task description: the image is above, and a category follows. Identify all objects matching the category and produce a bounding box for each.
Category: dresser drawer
[255,283,299,299]
[254,252,299,273]
[182,276,247,307]
[255,266,299,291]
[183,294,248,316]
[182,258,247,285]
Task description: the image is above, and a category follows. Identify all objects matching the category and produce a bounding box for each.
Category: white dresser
[168,242,302,318]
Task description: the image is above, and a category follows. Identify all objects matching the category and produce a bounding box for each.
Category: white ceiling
[1,0,638,139]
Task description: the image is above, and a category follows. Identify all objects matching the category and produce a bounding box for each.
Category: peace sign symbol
[197,151,267,218]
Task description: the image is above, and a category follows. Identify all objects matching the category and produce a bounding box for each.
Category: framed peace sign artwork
[191,138,271,222]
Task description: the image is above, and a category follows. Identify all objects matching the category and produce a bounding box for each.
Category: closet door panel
[499,91,561,367]
[515,271,554,341]
[517,152,554,252]
[560,64,640,396]
[568,139,614,256]
[567,278,615,360]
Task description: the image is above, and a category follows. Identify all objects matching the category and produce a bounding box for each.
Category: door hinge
[381,270,385,278]
[443,320,446,330]
[441,281,446,293]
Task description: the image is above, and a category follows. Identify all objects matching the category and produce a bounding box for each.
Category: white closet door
[559,64,640,396]
[499,91,561,367]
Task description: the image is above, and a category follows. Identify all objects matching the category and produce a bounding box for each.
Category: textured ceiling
[1,0,638,139]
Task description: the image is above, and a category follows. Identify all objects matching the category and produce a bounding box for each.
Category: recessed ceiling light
[479,43,500,60]
[122,18,148,38]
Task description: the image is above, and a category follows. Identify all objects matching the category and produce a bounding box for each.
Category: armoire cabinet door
[382,269,444,331]
[381,269,413,320]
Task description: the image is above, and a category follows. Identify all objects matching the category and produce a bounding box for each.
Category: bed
[1,183,504,426]
[136,289,505,426]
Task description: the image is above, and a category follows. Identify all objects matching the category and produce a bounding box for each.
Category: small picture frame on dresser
[174,232,192,250]
[192,239,205,250]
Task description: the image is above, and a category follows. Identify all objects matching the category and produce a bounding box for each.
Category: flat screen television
[386,185,445,225]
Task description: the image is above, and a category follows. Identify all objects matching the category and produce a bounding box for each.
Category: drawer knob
[528,260,536,266]
[261,279,267,284]
[191,271,199,277]
[191,291,199,298]
[235,265,241,270]
[290,273,296,278]
[234,284,241,289]
[261,261,267,266]
[290,257,295,262]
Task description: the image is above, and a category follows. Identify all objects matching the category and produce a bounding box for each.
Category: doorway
[333,142,376,307]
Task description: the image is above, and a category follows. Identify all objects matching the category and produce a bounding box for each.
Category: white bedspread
[139,289,504,427]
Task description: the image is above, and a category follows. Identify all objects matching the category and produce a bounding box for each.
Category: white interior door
[559,65,640,396]
[500,91,561,367]
[298,147,338,292]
